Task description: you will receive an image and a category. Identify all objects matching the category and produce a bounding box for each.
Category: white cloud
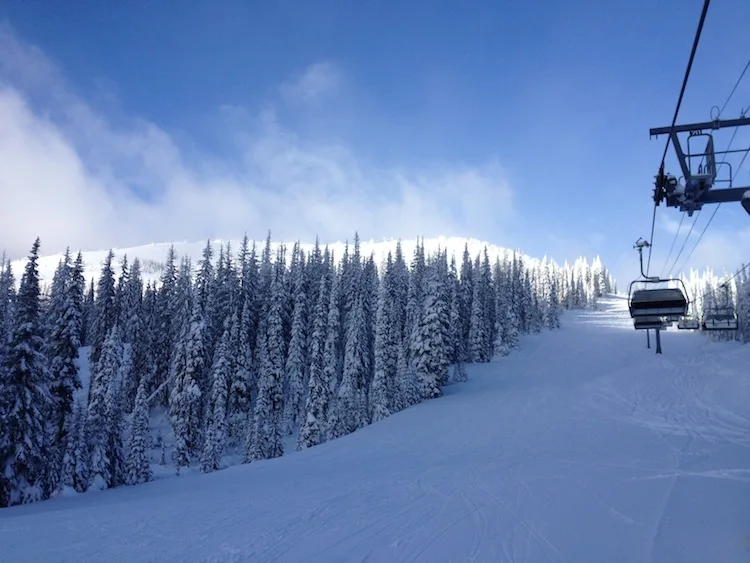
[0,26,516,260]
[279,60,343,105]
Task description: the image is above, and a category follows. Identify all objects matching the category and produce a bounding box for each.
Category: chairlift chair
[677,302,700,330]
[678,316,700,330]
[627,278,689,319]
[702,308,739,331]
[633,315,668,330]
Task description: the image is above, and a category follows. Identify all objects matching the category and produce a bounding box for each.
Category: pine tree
[394,338,421,410]
[411,266,450,399]
[89,250,117,367]
[200,329,231,473]
[169,302,207,473]
[321,271,343,439]
[370,266,396,422]
[0,255,15,348]
[227,300,253,448]
[0,238,54,506]
[45,248,83,483]
[330,292,370,438]
[60,401,90,493]
[449,271,468,382]
[297,270,332,449]
[126,379,152,485]
[87,324,122,489]
[505,309,520,351]
[469,271,488,362]
[283,275,308,435]
[493,311,509,357]
[104,362,126,488]
[248,265,286,462]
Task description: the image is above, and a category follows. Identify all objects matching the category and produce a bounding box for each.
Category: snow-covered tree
[169,302,207,473]
[411,266,450,398]
[126,380,152,485]
[0,239,54,506]
[200,328,230,473]
[298,268,332,450]
[59,401,90,493]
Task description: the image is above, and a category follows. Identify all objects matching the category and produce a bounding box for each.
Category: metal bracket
[650,115,750,216]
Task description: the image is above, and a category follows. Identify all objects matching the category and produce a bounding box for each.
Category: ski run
[2,294,750,562]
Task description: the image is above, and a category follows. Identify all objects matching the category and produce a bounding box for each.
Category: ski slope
[2,295,750,562]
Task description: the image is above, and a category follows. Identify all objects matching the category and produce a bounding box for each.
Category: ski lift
[627,278,689,319]
[702,282,739,331]
[702,308,738,331]
[677,302,700,330]
[678,315,700,330]
[634,315,668,330]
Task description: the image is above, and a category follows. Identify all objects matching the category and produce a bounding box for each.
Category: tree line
[0,234,614,507]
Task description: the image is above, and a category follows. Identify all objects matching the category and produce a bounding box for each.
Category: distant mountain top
[8,235,605,287]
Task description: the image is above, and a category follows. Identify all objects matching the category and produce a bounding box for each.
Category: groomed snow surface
[2,295,750,562]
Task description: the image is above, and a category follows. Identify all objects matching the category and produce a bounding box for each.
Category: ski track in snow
[3,295,750,562]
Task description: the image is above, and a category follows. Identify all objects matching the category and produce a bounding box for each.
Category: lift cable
[666,52,750,278]
[660,212,685,278]
[646,0,712,276]
[674,107,750,277]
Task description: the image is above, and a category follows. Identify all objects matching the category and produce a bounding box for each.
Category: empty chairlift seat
[629,288,688,318]
[677,316,700,330]
[702,309,738,331]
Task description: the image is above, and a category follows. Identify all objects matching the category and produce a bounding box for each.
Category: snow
[8,236,564,288]
[2,295,750,562]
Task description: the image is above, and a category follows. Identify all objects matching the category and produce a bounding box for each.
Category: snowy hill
[2,295,749,562]
[7,235,606,288]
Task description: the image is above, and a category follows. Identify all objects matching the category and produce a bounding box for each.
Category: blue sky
[0,0,749,289]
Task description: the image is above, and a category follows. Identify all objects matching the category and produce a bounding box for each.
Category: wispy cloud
[279,60,343,106]
[0,24,516,261]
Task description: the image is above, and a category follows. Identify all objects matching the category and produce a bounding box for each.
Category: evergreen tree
[89,250,117,367]
[469,271,489,362]
[248,265,286,461]
[227,299,253,447]
[411,267,450,399]
[104,361,126,488]
[330,292,370,438]
[87,324,122,489]
[200,329,231,473]
[322,271,343,439]
[169,302,207,473]
[0,238,54,506]
[0,254,15,348]
[297,269,332,449]
[80,278,95,348]
[370,264,396,422]
[449,268,468,382]
[126,379,152,485]
[283,272,308,435]
[60,401,90,493]
[45,249,83,466]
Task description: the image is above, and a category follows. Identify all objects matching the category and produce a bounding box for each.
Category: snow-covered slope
[7,236,599,288]
[2,296,749,562]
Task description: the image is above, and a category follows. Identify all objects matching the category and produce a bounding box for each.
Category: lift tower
[651,114,750,216]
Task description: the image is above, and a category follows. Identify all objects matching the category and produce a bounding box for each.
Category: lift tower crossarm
[701,186,750,204]
[650,116,750,136]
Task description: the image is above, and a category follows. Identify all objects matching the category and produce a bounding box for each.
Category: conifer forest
[1,233,616,507]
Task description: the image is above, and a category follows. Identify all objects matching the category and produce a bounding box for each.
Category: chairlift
[627,278,689,319]
[702,282,739,331]
[634,315,668,330]
[677,302,700,330]
[678,316,700,330]
[702,308,738,331]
